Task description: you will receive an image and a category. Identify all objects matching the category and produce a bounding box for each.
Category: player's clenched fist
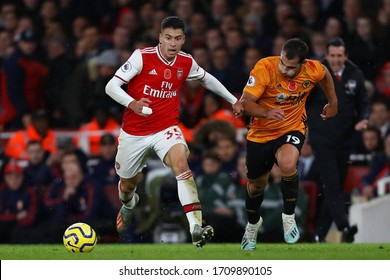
[128,98,152,117]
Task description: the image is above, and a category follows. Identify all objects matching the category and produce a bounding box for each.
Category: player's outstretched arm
[105,76,134,108]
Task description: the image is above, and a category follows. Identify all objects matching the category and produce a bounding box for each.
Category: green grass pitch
[1,243,389,260]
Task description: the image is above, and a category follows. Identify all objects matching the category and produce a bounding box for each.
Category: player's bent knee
[120,176,139,192]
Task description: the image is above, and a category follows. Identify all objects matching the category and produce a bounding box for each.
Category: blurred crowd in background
[1,0,390,244]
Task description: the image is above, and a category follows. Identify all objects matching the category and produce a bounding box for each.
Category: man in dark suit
[306,37,370,243]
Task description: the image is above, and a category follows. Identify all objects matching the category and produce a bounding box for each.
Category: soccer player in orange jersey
[239,38,338,250]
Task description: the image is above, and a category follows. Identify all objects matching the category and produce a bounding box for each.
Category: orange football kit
[244,56,326,143]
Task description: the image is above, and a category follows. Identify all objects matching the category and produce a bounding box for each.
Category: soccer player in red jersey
[105,16,243,247]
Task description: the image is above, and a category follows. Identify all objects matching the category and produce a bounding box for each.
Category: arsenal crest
[177,69,183,79]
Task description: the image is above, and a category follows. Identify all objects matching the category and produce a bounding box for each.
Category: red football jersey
[114,46,205,136]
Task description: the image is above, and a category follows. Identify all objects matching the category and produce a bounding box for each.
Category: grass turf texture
[1,243,389,260]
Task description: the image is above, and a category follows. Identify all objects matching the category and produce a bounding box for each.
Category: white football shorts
[115,125,188,179]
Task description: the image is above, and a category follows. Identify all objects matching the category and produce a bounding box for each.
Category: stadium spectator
[319,0,343,19]
[205,28,224,52]
[141,9,169,46]
[43,160,95,232]
[209,0,231,27]
[350,125,384,166]
[323,16,345,41]
[219,14,240,37]
[110,26,132,56]
[2,29,48,129]
[138,2,156,31]
[0,1,18,27]
[186,12,208,50]
[13,15,36,43]
[52,147,88,177]
[88,133,118,194]
[193,119,237,152]
[209,46,247,94]
[228,151,247,228]
[271,34,287,56]
[78,24,111,62]
[361,133,390,199]
[378,0,390,27]
[171,0,195,26]
[307,37,369,243]
[62,49,121,127]
[298,0,326,32]
[214,134,242,176]
[1,9,18,38]
[0,28,12,58]
[114,6,142,45]
[24,140,56,199]
[196,150,243,242]
[46,137,75,177]
[368,97,390,140]
[298,140,320,183]
[179,79,207,129]
[19,0,40,26]
[191,44,211,71]
[73,107,120,157]
[341,0,362,38]
[195,94,246,131]
[244,0,277,38]
[45,34,73,127]
[225,28,247,68]
[279,15,312,45]
[191,120,238,175]
[241,13,272,55]
[0,162,39,243]
[4,110,57,160]
[377,0,390,55]
[309,31,327,60]
[88,133,120,241]
[37,0,60,37]
[347,15,387,82]
[243,46,262,74]
[67,15,90,59]
[274,2,296,33]
[375,61,390,100]
[0,30,16,129]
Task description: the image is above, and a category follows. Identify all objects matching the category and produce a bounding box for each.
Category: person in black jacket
[306,37,370,243]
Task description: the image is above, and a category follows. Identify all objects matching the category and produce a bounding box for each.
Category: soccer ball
[63,222,97,252]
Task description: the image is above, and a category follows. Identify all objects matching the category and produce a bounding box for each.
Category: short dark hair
[326,37,348,55]
[282,38,309,63]
[161,16,185,32]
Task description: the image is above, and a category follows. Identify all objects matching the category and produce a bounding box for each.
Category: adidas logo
[290,227,299,238]
[149,69,157,75]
